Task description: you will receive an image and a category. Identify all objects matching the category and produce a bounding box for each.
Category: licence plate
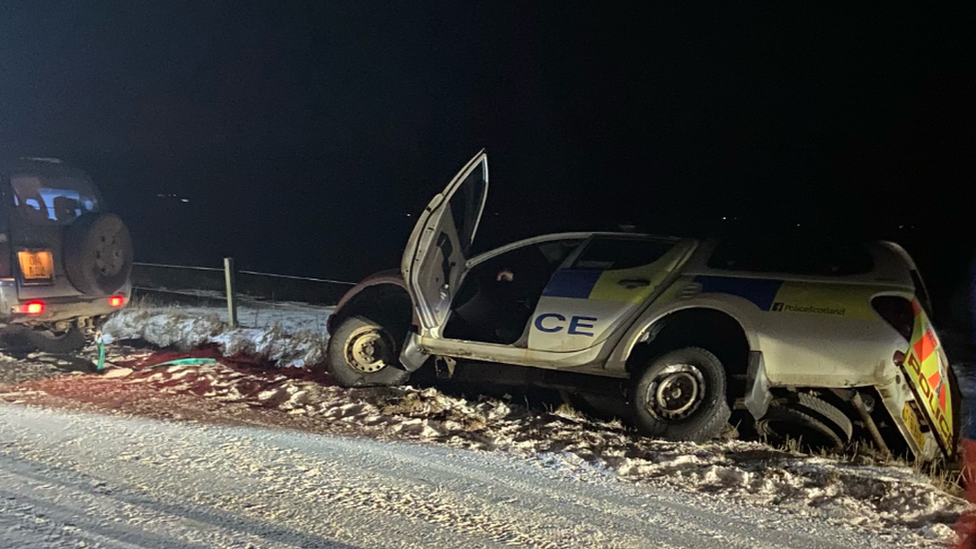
[902,402,925,451]
[18,250,54,281]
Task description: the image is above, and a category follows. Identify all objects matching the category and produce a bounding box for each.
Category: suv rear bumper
[0,278,130,324]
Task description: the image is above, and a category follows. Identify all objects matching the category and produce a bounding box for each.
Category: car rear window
[9,173,101,226]
[707,239,873,276]
[573,237,674,270]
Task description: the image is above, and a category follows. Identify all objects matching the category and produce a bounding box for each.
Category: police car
[326,151,957,462]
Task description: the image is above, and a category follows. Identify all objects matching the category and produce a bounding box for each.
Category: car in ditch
[326,150,958,462]
[0,157,133,353]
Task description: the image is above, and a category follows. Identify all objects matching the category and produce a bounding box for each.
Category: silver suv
[0,158,132,353]
[327,151,957,462]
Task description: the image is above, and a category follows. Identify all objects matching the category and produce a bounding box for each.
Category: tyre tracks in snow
[0,404,939,548]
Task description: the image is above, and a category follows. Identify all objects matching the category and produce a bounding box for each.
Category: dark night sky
[0,3,973,312]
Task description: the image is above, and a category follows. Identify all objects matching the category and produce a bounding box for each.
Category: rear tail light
[892,349,906,366]
[871,296,914,341]
[14,300,45,315]
[109,295,125,308]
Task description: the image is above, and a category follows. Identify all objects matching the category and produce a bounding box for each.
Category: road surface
[0,403,928,549]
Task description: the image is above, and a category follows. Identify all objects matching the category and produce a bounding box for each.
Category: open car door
[402,151,489,335]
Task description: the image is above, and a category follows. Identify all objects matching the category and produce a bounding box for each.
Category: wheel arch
[621,307,755,400]
[328,276,416,336]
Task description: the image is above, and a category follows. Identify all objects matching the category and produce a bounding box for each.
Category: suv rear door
[402,151,489,335]
[4,167,102,299]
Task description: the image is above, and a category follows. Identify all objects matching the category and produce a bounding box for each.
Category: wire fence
[133,262,356,286]
[131,261,356,307]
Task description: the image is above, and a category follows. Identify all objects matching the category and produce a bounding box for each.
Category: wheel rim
[344,326,394,373]
[94,231,124,276]
[645,364,706,420]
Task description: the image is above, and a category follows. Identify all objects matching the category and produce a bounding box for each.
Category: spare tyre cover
[63,213,133,296]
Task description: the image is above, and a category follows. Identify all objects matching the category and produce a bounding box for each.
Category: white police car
[327,151,957,462]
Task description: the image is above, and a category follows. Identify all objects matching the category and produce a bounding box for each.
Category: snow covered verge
[5,356,962,545]
[102,306,330,369]
[64,305,967,543]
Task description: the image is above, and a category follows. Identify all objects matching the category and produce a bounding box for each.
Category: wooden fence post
[224,257,238,328]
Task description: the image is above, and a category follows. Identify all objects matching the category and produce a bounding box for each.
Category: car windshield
[9,173,101,225]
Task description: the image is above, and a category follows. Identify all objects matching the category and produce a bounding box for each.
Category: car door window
[574,238,674,270]
[448,165,486,256]
[529,236,681,352]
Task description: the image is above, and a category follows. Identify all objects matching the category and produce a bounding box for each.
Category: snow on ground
[102,303,333,369]
[0,404,929,549]
[0,340,155,386]
[7,357,964,544]
[1,302,968,545]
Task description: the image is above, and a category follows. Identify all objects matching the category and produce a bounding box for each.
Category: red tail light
[871,296,914,341]
[109,295,125,308]
[25,301,44,315]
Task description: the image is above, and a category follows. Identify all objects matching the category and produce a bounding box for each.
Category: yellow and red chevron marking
[916,328,948,412]
[914,328,937,364]
[903,300,954,456]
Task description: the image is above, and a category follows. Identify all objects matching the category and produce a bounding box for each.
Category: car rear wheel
[23,326,87,354]
[326,316,410,387]
[630,347,731,443]
[756,393,852,451]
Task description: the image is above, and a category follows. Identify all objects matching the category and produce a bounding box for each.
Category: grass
[764,432,968,496]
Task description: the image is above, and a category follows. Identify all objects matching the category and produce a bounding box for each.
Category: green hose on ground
[93,331,216,372]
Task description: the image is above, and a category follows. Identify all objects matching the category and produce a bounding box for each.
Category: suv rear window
[707,239,873,276]
[9,173,101,225]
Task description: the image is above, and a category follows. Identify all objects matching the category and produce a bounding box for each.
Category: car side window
[707,238,874,276]
[537,239,584,266]
[572,237,673,270]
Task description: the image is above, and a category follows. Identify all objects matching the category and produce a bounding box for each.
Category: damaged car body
[327,151,958,462]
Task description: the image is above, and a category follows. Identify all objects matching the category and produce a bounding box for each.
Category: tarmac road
[0,403,934,549]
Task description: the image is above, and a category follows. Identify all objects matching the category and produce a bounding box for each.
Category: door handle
[618,278,650,289]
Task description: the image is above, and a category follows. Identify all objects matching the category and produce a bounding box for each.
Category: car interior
[443,239,582,345]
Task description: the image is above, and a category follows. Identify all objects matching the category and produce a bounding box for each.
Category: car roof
[0,157,89,178]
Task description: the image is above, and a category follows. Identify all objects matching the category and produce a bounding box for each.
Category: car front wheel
[631,347,731,443]
[326,316,410,387]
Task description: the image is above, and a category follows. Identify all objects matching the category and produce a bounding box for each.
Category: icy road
[0,404,925,549]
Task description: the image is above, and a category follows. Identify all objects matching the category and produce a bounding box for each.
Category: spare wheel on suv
[63,213,133,296]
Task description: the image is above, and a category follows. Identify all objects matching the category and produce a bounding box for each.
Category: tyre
[630,347,731,443]
[561,391,632,421]
[326,316,410,387]
[756,393,851,451]
[63,213,134,296]
[23,326,87,354]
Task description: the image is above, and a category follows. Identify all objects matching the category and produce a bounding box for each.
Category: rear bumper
[0,278,130,324]
[875,376,942,462]
[10,297,125,322]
